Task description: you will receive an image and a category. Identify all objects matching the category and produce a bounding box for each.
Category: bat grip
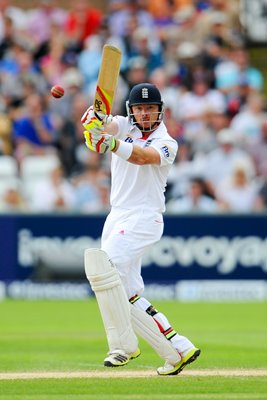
[94,111,104,123]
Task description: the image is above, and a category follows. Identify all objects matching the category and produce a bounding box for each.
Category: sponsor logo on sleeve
[160,145,170,158]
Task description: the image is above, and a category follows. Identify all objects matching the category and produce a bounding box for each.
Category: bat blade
[94,44,122,118]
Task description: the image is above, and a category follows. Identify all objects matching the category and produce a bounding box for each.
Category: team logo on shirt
[144,139,153,147]
[160,145,170,158]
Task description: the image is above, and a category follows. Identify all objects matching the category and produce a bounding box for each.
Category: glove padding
[84,125,116,154]
[81,105,113,131]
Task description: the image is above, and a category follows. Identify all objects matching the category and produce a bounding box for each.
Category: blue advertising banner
[0,213,266,286]
[146,214,267,283]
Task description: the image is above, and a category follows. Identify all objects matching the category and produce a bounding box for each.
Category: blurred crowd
[0,0,266,214]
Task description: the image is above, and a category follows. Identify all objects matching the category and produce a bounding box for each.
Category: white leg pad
[84,248,138,354]
[131,306,181,365]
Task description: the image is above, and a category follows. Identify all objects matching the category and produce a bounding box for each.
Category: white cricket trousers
[101,207,164,299]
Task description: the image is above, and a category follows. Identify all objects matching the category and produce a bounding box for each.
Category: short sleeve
[151,138,178,166]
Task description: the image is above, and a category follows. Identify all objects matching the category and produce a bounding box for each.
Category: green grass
[0,300,266,399]
[1,377,267,400]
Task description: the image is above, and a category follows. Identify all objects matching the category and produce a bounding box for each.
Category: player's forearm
[112,140,160,165]
[128,145,160,165]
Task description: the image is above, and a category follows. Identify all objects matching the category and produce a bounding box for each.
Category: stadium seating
[20,154,61,204]
[0,156,20,198]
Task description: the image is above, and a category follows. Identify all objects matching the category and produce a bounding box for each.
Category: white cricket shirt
[110,116,178,213]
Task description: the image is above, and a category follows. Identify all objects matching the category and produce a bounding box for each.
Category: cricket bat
[93,44,122,120]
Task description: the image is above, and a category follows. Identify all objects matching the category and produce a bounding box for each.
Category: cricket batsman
[81,83,201,375]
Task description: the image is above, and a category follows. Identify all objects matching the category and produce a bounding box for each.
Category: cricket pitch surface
[0,369,266,380]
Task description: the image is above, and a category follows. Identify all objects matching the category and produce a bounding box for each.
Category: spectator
[77,34,103,93]
[122,12,141,56]
[230,93,266,148]
[64,0,103,51]
[13,93,57,163]
[204,110,232,153]
[127,26,163,73]
[178,74,226,149]
[255,161,267,211]
[248,114,267,177]
[214,46,264,108]
[163,106,183,143]
[54,92,89,176]
[48,66,84,122]
[175,41,202,88]
[147,0,177,40]
[107,0,155,39]
[149,67,183,140]
[150,66,181,108]
[166,176,219,213]
[72,161,110,213]
[0,0,28,42]
[27,0,67,50]
[173,5,203,46]
[0,15,14,60]
[207,110,231,135]
[119,56,149,115]
[38,19,68,87]
[30,164,76,212]
[167,139,197,200]
[0,183,26,212]
[215,161,259,212]
[202,128,256,196]
[201,36,227,79]
[203,11,231,46]
[95,16,128,72]
[0,113,12,154]
[0,40,48,107]
[193,0,241,43]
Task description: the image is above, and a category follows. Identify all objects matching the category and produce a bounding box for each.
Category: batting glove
[84,128,116,154]
[81,105,113,131]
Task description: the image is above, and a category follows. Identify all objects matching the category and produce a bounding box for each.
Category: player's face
[132,104,160,131]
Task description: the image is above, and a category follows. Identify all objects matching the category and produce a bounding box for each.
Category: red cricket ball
[51,85,65,98]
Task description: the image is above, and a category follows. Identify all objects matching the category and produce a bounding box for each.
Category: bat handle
[94,111,105,123]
